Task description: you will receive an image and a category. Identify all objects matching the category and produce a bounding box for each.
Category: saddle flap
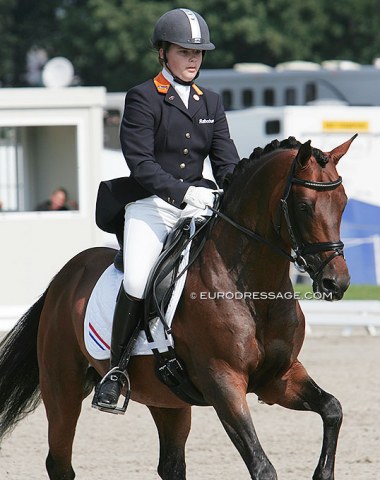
[143,217,195,325]
[143,215,213,329]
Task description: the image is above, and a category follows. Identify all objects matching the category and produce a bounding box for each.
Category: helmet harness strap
[162,48,205,86]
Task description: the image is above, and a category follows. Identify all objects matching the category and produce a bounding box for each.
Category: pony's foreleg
[148,406,191,480]
[204,381,277,480]
[258,361,342,480]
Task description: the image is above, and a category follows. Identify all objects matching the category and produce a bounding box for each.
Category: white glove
[183,186,222,210]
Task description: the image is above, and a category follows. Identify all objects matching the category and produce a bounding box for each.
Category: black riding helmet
[152,8,215,85]
[152,8,215,51]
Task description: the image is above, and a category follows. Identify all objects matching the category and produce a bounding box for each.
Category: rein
[211,156,344,281]
[209,206,295,262]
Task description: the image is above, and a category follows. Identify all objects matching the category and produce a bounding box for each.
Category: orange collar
[153,72,203,96]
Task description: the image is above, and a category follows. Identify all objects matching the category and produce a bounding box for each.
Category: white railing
[300,300,380,335]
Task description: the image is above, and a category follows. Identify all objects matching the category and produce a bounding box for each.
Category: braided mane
[233,136,329,180]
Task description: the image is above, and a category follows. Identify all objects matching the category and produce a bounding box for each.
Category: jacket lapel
[188,84,204,118]
[165,86,190,116]
[153,72,204,119]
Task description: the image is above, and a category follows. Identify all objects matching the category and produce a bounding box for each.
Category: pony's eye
[297,202,311,214]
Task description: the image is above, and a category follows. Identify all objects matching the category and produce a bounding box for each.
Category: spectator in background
[35,187,69,211]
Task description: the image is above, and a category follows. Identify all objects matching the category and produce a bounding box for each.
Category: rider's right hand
[183,186,218,210]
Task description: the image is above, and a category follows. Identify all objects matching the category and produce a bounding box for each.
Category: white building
[0,87,107,322]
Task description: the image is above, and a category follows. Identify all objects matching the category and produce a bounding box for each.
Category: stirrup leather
[92,367,131,415]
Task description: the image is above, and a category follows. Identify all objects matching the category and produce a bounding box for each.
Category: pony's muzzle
[317,270,350,301]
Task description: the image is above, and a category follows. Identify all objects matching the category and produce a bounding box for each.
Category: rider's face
[162,44,203,82]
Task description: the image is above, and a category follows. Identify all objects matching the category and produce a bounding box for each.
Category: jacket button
[185,132,191,138]
[179,178,184,182]
[183,148,189,155]
[180,163,186,169]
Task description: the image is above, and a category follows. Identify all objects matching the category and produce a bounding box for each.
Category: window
[285,88,297,105]
[242,89,254,108]
[263,88,275,106]
[221,89,233,110]
[305,83,317,103]
[104,109,121,150]
[0,125,78,212]
[265,120,281,135]
[0,127,19,211]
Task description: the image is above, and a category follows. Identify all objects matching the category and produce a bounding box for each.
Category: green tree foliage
[318,0,380,63]
[1,0,380,90]
[52,0,171,90]
[200,0,327,67]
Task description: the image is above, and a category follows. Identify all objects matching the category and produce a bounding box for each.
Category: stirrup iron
[92,367,131,415]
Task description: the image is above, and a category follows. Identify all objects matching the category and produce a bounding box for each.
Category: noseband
[211,156,344,281]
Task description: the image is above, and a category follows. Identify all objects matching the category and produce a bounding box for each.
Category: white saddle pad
[84,220,195,360]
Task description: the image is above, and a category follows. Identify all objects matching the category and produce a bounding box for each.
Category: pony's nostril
[322,278,338,293]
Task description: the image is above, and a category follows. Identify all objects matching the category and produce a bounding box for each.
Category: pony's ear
[295,140,312,169]
[328,134,358,165]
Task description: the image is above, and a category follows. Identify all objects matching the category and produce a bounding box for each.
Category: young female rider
[94,8,240,411]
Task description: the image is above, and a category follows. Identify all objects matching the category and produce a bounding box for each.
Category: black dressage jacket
[96,72,239,236]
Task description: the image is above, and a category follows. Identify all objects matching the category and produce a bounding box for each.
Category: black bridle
[211,156,345,281]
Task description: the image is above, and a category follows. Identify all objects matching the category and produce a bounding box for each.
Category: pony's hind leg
[257,360,342,480]
[38,319,89,479]
[148,405,191,480]
[41,357,88,480]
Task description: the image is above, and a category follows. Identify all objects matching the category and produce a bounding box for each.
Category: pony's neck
[208,214,292,295]
[209,155,294,293]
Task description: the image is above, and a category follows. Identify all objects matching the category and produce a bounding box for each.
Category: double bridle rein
[211,155,344,281]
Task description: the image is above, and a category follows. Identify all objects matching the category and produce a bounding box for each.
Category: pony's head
[223,135,356,300]
[278,136,356,299]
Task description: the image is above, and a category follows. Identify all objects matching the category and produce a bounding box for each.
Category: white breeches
[123,195,208,299]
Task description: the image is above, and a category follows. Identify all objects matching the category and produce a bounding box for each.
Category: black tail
[0,289,48,441]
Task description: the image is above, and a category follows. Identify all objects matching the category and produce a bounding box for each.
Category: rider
[94,7,240,411]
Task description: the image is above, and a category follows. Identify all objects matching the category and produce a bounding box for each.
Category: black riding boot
[93,286,143,412]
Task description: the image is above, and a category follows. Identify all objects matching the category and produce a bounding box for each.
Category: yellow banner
[322,121,369,132]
